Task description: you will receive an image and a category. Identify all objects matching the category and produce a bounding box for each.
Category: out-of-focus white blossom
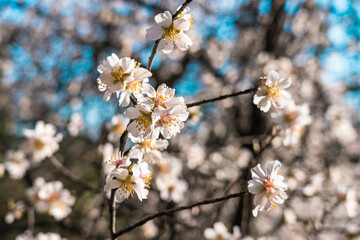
[128,135,168,163]
[271,100,312,146]
[248,160,288,217]
[99,143,115,175]
[204,222,232,240]
[34,232,66,240]
[141,220,159,239]
[104,164,149,202]
[156,175,188,203]
[5,150,30,179]
[27,178,75,221]
[253,70,292,112]
[67,113,84,136]
[146,7,194,54]
[0,163,4,178]
[184,143,206,169]
[5,201,26,224]
[22,121,62,162]
[106,114,130,142]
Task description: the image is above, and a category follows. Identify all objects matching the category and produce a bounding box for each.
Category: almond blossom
[248,160,288,217]
[5,201,26,224]
[104,165,149,202]
[155,174,188,203]
[138,83,185,110]
[27,178,75,221]
[22,121,62,162]
[5,150,30,179]
[97,54,135,102]
[152,104,189,139]
[253,70,292,112]
[125,105,154,138]
[146,7,194,54]
[204,222,232,240]
[128,135,168,163]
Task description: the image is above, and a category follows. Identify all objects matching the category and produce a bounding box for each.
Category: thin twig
[146,0,194,71]
[186,87,257,108]
[49,156,97,192]
[114,191,248,238]
[109,189,117,240]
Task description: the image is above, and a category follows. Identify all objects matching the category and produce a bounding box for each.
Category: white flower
[105,151,131,169]
[27,178,75,221]
[138,83,185,110]
[141,220,159,239]
[253,70,292,112]
[5,201,26,224]
[247,160,288,217]
[104,166,149,202]
[204,222,232,240]
[152,104,189,139]
[22,121,62,162]
[97,54,135,102]
[99,143,115,175]
[0,163,4,178]
[67,113,84,136]
[128,135,168,163]
[133,161,153,188]
[5,150,30,179]
[156,175,188,203]
[146,7,194,54]
[107,114,130,142]
[125,105,154,138]
[15,231,33,240]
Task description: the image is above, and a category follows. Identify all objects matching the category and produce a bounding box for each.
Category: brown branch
[146,0,194,71]
[186,87,257,108]
[49,156,97,192]
[109,189,117,240]
[113,191,248,238]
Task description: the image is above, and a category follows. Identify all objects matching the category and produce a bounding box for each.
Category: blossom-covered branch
[113,191,248,238]
[146,0,194,70]
[186,87,257,108]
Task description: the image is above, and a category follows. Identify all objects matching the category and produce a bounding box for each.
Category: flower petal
[155,11,172,27]
[146,26,164,41]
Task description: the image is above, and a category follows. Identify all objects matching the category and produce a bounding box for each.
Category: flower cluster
[248,160,288,217]
[204,222,241,240]
[27,177,75,221]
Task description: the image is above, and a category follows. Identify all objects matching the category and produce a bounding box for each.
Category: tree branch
[186,87,257,108]
[109,189,117,240]
[114,191,248,238]
[49,156,97,192]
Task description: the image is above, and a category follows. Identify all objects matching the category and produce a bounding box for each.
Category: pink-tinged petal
[174,32,192,51]
[124,107,140,119]
[251,164,266,179]
[173,18,190,31]
[259,98,271,112]
[158,38,174,54]
[146,26,164,41]
[266,160,281,178]
[277,77,292,89]
[107,53,120,67]
[104,179,120,192]
[120,57,135,74]
[119,91,131,107]
[134,68,152,80]
[267,70,279,82]
[248,180,264,194]
[155,11,172,27]
[103,90,112,101]
[253,94,263,105]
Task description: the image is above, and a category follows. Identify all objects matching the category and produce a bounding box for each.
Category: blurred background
[1,0,360,239]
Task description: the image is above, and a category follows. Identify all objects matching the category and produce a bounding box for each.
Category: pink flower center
[263,176,275,194]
